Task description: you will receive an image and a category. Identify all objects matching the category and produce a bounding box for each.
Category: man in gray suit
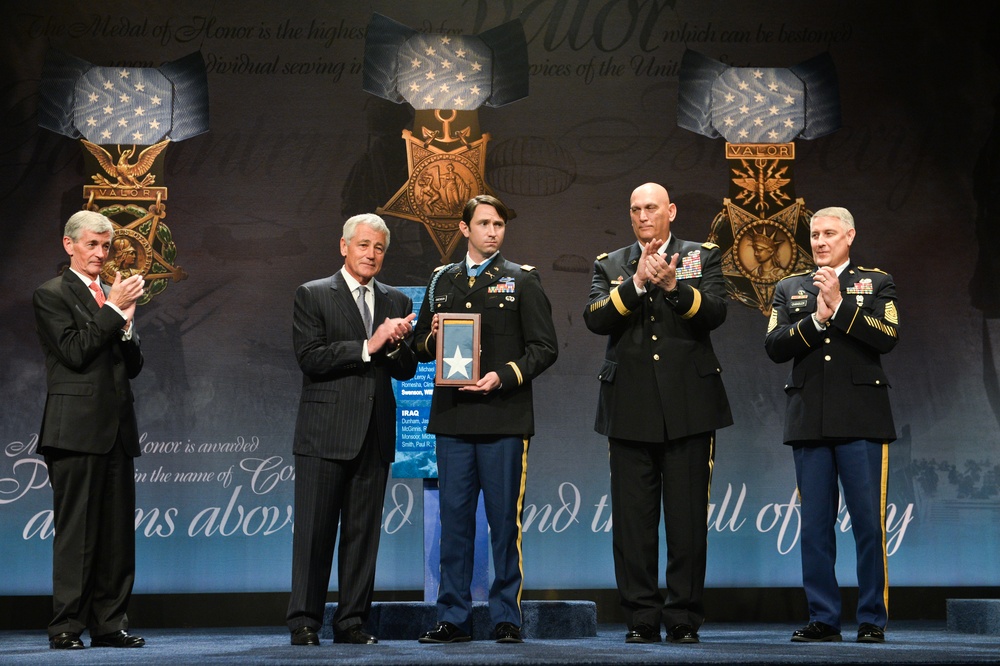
[33,210,146,650]
[286,213,418,646]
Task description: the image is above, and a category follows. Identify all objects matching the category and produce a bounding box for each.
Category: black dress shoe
[49,632,84,650]
[418,621,472,643]
[667,623,700,644]
[791,621,842,642]
[290,626,320,646]
[335,625,378,644]
[857,622,885,643]
[90,630,145,648]
[493,622,523,643]
[625,624,661,643]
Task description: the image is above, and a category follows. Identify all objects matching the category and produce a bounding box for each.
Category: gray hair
[342,213,390,250]
[64,210,113,241]
[810,206,855,231]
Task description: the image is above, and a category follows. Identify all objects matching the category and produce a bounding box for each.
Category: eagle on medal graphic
[38,50,209,304]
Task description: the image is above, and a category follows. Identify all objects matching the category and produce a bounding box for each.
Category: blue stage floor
[2,622,999,665]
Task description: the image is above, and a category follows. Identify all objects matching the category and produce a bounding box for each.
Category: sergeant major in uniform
[413,194,558,645]
[765,206,899,645]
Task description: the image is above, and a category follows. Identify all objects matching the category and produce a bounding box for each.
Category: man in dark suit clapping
[286,213,417,646]
[34,210,147,650]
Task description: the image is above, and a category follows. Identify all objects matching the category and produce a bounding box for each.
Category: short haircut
[810,206,855,231]
[342,213,390,249]
[64,210,113,241]
[462,194,509,224]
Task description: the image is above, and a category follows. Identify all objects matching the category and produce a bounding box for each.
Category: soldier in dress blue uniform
[413,194,558,645]
[765,206,900,644]
[584,183,733,645]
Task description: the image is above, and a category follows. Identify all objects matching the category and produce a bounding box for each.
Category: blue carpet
[2,622,1000,665]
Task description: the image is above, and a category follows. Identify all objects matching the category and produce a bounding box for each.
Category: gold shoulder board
[856,266,888,275]
[701,242,720,250]
[521,264,536,271]
[596,252,609,261]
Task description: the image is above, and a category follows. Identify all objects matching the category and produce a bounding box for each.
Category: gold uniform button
[499,303,504,308]
[824,355,831,361]
[824,338,831,344]
[875,380,881,385]
[652,335,658,341]
[649,316,655,322]
[653,354,660,361]
[466,302,472,309]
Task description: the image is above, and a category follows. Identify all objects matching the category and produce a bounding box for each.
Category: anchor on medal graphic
[362,13,529,263]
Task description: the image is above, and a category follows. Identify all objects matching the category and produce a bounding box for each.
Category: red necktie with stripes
[89,281,106,307]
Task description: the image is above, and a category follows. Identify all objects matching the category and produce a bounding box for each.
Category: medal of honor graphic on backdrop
[678,50,842,315]
[362,12,528,262]
[38,51,209,303]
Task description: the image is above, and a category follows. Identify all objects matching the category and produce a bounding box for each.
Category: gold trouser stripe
[507,361,524,386]
[680,287,702,319]
[704,434,716,552]
[706,433,715,503]
[514,437,530,612]
[609,286,631,316]
[880,441,890,623]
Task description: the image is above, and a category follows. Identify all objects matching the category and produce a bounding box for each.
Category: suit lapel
[64,270,100,315]
[371,279,392,323]
[446,262,471,297]
[839,262,856,292]
[624,242,641,278]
